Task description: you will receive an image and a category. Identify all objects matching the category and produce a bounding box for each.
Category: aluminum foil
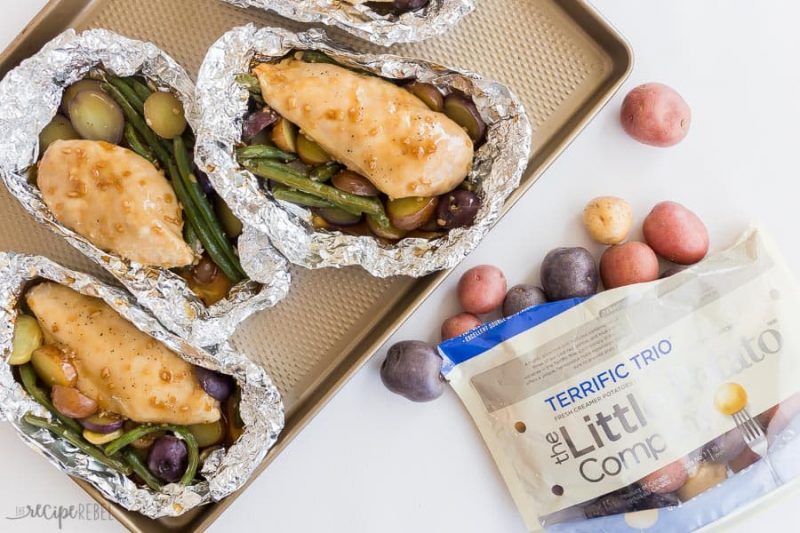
[0,29,291,347]
[195,25,531,278]
[0,252,284,518]
[222,0,475,46]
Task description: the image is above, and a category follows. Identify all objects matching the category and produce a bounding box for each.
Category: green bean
[299,50,337,65]
[166,158,243,282]
[108,76,145,116]
[102,82,172,164]
[124,123,156,164]
[236,145,296,162]
[309,162,341,183]
[235,73,260,94]
[184,220,201,251]
[273,188,337,209]
[125,77,153,102]
[235,73,265,105]
[19,364,82,433]
[298,50,373,76]
[243,159,389,225]
[22,413,132,476]
[174,137,246,281]
[104,424,199,486]
[123,450,163,491]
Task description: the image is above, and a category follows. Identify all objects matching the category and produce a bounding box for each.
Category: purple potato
[194,366,234,401]
[443,93,487,143]
[435,189,481,230]
[79,413,125,434]
[331,171,379,197]
[242,109,279,141]
[380,341,444,402]
[394,0,429,13]
[541,247,598,300]
[502,285,547,317]
[404,82,444,112]
[147,435,188,483]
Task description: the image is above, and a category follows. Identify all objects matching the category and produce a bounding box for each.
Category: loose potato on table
[502,285,546,317]
[621,83,691,147]
[643,201,709,264]
[457,265,507,315]
[600,241,659,289]
[540,247,598,301]
[582,196,633,245]
[441,313,482,341]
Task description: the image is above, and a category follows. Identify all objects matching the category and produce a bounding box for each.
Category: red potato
[457,265,507,315]
[51,385,98,419]
[600,241,659,289]
[441,313,482,341]
[639,457,689,494]
[620,83,691,147]
[643,201,709,264]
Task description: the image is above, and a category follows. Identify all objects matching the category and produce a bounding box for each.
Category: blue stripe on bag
[438,297,587,369]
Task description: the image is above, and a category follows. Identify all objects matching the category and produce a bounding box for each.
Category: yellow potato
[582,196,633,245]
[677,462,728,502]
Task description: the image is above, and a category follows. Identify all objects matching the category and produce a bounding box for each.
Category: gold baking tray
[0,0,632,531]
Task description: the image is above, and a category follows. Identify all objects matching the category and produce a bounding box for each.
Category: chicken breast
[26,282,220,425]
[37,139,193,268]
[254,59,474,199]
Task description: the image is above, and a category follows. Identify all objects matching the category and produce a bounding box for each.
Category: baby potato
[143,91,187,140]
[540,247,598,301]
[639,457,689,494]
[620,83,691,147]
[582,196,633,245]
[643,201,709,264]
[9,314,43,365]
[600,241,659,289]
[676,463,727,502]
[31,345,77,388]
[502,285,546,317]
[457,265,507,314]
[441,312,482,341]
[51,385,98,419]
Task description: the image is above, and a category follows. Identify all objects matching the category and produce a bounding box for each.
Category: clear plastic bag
[440,228,800,531]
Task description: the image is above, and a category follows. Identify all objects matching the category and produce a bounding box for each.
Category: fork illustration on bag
[716,382,781,484]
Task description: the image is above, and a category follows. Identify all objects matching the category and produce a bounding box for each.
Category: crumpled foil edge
[223,0,475,46]
[0,28,291,347]
[0,252,284,518]
[195,25,532,278]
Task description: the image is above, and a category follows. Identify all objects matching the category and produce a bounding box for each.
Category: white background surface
[0,0,798,531]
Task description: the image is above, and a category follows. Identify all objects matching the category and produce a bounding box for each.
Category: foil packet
[439,228,800,531]
[0,252,284,518]
[222,0,475,46]
[195,25,531,278]
[0,29,291,347]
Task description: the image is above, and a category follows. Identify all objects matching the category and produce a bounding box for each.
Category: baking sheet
[0,0,631,530]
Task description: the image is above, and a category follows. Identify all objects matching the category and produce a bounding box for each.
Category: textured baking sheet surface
[0,0,626,530]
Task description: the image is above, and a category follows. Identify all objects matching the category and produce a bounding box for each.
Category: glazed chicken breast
[37,139,194,268]
[26,282,220,425]
[254,59,474,199]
